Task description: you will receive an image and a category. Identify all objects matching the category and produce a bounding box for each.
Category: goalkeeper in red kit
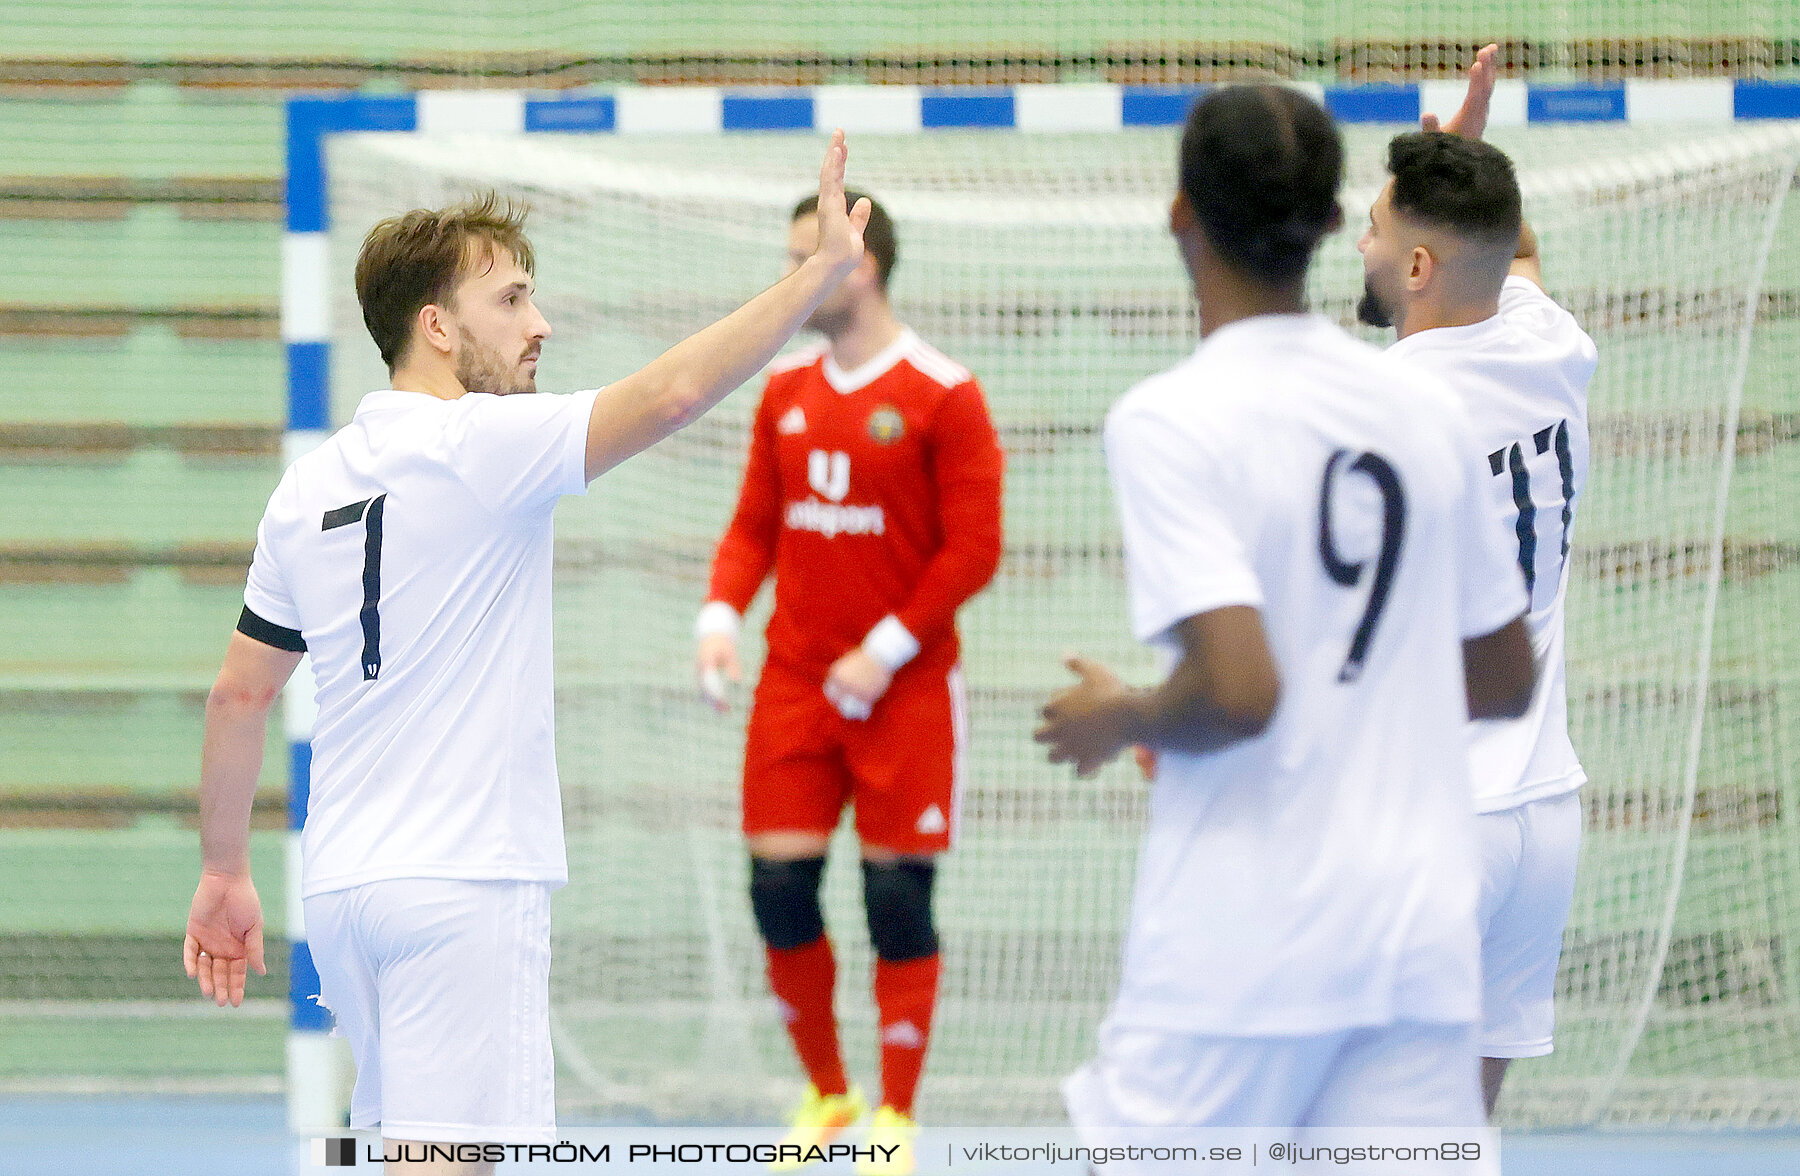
[696,190,1004,1176]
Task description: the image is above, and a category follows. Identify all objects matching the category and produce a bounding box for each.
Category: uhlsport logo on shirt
[777,405,807,435]
[313,1137,357,1166]
[807,449,850,502]
[790,449,884,537]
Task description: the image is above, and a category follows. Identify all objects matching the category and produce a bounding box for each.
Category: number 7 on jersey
[322,494,388,681]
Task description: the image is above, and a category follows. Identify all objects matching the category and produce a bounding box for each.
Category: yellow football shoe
[768,1083,868,1171]
[856,1105,919,1176]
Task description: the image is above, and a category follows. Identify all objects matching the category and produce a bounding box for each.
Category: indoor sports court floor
[4,1095,1798,1174]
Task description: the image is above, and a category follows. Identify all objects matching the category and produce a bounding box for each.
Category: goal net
[324,118,1800,1127]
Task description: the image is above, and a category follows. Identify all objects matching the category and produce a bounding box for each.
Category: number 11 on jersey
[1488,420,1574,601]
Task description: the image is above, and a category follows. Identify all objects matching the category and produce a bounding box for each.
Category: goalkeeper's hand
[824,648,892,722]
[697,633,742,712]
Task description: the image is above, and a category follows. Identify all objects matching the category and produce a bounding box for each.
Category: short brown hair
[354,191,536,369]
[792,190,896,289]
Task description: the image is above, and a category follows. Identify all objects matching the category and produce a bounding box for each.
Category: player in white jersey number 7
[1357,45,1599,1117]
[1036,83,1536,1157]
[183,134,868,1175]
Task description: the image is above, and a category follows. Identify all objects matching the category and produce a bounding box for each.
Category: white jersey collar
[1393,313,1506,350]
[355,388,445,417]
[822,328,917,395]
[1199,312,1325,350]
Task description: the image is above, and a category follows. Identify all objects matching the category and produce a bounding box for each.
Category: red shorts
[743,658,967,856]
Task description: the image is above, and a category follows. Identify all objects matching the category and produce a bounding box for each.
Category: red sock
[874,953,941,1117]
[766,936,848,1097]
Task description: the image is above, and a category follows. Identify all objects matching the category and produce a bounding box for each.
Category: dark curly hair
[1180,85,1343,285]
[1385,131,1522,246]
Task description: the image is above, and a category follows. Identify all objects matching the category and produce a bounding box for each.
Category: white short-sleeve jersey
[1388,276,1598,813]
[1104,313,1527,1037]
[243,387,599,898]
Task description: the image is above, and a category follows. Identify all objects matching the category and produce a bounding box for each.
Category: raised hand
[1423,43,1499,139]
[810,129,872,278]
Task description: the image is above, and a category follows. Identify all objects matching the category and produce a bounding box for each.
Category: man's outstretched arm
[584,130,871,481]
[185,631,300,1007]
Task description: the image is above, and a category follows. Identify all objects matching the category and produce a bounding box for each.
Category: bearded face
[437,243,548,397]
[1356,277,1395,329]
[1355,181,1408,334]
[454,324,538,397]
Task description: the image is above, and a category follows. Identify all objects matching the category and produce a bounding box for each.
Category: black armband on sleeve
[237,606,307,652]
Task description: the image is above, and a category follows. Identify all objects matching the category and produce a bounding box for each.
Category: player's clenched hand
[184,870,267,1008]
[1036,655,1137,779]
[697,633,742,713]
[1423,42,1499,139]
[809,129,872,280]
[824,648,892,721]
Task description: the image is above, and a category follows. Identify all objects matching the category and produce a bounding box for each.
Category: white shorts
[1064,1019,1494,1174]
[304,878,556,1144]
[1477,790,1582,1058]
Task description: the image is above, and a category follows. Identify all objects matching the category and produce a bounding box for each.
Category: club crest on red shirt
[867,405,906,444]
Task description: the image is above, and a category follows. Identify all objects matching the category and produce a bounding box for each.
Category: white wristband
[694,601,741,641]
[861,615,920,672]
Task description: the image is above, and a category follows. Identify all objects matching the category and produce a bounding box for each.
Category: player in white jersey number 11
[1357,44,1598,1117]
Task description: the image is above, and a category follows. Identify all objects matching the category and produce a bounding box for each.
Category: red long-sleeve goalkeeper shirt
[705,329,1005,680]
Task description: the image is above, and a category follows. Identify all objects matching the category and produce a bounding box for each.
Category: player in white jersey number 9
[1038,83,1534,1153]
